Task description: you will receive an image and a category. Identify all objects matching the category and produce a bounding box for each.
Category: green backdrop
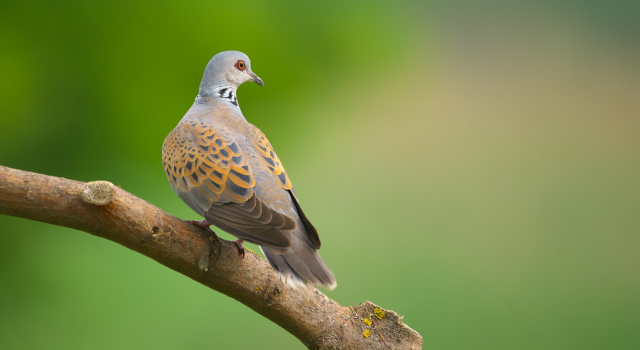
[1,1,639,349]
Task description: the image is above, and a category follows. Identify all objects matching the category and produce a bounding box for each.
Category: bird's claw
[231,238,245,258]
[185,219,217,244]
[185,220,243,257]
[185,219,216,234]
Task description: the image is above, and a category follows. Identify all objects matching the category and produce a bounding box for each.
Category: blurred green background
[1,1,639,349]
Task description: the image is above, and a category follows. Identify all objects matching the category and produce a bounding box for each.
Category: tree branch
[0,165,423,349]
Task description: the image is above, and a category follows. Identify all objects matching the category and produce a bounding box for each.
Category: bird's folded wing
[251,130,292,190]
[251,130,321,249]
[162,119,294,248]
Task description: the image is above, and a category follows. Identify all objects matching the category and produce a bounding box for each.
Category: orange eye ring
[235,60,246,71]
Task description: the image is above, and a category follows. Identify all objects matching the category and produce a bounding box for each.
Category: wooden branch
[0,165,423,349]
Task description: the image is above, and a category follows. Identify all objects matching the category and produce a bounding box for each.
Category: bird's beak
[248,70,264,86]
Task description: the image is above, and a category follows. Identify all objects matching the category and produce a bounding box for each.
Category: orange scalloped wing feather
[162,119,255,203]
[252,130,292,190]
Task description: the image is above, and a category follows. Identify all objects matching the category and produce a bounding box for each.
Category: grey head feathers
[198,51,263,100]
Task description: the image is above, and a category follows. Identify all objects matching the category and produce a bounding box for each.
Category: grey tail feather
[261,245,337,290]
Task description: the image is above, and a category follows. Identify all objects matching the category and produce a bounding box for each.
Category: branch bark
[0,165,423,349]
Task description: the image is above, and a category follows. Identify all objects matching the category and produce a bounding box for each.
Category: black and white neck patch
[217,87,238,107]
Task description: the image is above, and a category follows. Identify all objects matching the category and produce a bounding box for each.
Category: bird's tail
[260,234,336,290]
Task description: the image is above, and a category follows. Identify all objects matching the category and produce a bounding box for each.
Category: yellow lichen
[256,287,260,291]
[374,308,385,319]
[363,330,370,338]
[363,318,371,325]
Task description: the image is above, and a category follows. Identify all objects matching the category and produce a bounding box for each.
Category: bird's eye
[235,60,246,71]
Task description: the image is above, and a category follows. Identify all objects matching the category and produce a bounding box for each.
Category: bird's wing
[250,130,321,249]
[251,130,292,190]
[162,119,295,248]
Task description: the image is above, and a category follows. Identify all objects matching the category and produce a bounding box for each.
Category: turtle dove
[162,51,336,290]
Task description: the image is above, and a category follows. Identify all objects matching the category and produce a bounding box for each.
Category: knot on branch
[79,181,115,205]
[262,274,286,308]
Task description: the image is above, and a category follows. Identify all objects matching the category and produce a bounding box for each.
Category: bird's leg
[231,238,245,258]
[185,219,215,234]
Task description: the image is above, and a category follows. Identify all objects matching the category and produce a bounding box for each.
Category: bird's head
[199,51,263,97]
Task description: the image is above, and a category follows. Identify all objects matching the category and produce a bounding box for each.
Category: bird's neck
[196,83,239,109]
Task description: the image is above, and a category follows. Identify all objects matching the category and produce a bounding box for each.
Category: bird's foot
[230,238,245,258]
[185,219,215,234]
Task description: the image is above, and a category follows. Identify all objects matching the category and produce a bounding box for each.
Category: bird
[162,51,336,290]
